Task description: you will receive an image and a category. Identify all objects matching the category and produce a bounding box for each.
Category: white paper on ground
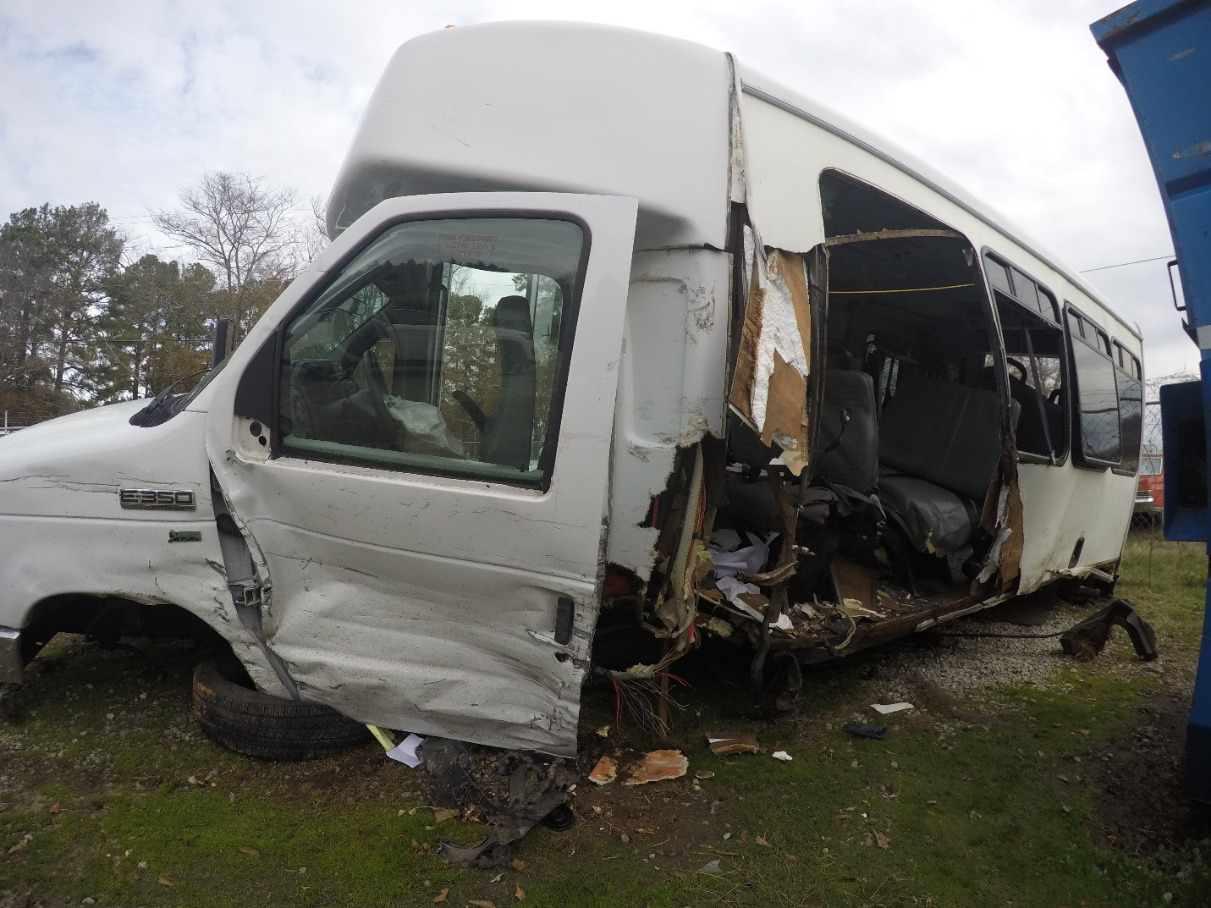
[386,732,426,767]
[871,702,914,715]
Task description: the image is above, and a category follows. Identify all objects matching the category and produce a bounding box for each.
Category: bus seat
[877,376,1010,555]
[815,367,879,494]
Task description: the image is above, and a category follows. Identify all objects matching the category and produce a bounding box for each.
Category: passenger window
[992,296,1068,462]
[277,217,583,488]
[1067,307,1122,467]
[1113,345,1143,474]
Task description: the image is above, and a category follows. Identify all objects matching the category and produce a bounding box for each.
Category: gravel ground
[867,597,1171,704]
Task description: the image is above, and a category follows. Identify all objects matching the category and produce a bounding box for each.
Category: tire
[192,657,372,761]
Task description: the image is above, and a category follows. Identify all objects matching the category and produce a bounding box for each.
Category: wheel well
[20,594,221,663]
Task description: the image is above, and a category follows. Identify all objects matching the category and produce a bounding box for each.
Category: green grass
[1,529,1209,906]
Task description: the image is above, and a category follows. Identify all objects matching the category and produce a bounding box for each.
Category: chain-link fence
[1142,370,1196,464]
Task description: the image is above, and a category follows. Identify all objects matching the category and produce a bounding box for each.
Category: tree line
[0,171,324,426]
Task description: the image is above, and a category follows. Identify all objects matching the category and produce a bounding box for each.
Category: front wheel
[192,658,371,761]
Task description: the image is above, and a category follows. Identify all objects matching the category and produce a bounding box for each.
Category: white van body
[0,23,1143,756]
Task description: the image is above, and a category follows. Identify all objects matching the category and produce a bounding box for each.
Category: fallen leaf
[7,842,25,854]
[467,901,496,908]
[874,831,890,849]
[433,888,449,904]
[515,882,526,900]
[489,873,503,883]
[509,859,527,872]
[157,875,174,887]
[595,725,610,737]
[1057,774,1070,784]
[432,808,460,823]
[49,803,59,815]
[1062,805,1072,814]
[925,808,938,816]
[239,846,259,855]
[754,835,770,847]
[695,769,715,780]
[783,852,799,861]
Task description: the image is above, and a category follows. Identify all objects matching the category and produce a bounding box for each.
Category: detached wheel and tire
[192,658,371,761]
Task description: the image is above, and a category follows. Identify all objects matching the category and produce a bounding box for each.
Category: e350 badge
[119,488,196,510]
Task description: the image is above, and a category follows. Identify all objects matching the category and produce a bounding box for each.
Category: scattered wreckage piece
[843,722,888,741]
[623,749,689,786]
[706,732,761,756]
[423,738,577,869]
[588,755,618,785]
[871,702,914,715]
[1059,598,1158,662]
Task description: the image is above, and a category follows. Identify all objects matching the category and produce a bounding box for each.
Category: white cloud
[0,0,1196,377]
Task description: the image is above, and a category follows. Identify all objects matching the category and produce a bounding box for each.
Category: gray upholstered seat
[877,376,1011,555]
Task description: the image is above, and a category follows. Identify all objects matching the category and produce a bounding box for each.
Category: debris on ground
[770,750,793,761]
[871,702,913,715]
[623,749,689,786]
[387,732,426,767]
[843,721,888,740]
[588,754,618,785]
[422,738,576,869]
[706,732,760,755]
[1059,598,1158,662]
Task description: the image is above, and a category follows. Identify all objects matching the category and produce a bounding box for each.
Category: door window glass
[278,217,583,488]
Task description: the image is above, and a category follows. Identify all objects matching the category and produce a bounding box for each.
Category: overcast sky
[0,0,1194,381]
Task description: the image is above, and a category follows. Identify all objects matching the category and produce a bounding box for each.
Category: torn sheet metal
[728,234,812,475]
[607,248,731,576]
[425,738,577,869]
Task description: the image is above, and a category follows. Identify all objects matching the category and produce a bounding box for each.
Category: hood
[0,401,213,520]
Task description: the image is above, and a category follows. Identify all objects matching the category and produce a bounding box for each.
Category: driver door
[205,193,638,755]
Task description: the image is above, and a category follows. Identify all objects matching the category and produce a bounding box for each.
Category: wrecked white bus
[0,22,1145,758]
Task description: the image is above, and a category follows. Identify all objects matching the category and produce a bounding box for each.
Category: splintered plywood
[831,556,879,613]
[762,352,808,473]
[728,241,813,476]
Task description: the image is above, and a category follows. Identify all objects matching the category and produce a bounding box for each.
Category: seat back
[815,369,878,494]
[878,376,1007,500]
[482,295,536,470]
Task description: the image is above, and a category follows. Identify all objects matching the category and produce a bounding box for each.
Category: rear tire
[192,657,371,761]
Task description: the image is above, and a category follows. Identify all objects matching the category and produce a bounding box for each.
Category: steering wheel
[1006,357,1029,383]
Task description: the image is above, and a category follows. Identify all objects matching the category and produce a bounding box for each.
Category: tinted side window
[1068,309,1121,467]
[1113,345,1143,474]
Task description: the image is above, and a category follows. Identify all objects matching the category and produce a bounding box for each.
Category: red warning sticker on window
[436,233,497,259]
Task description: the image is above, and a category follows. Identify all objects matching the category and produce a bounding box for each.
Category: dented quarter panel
[607,248,730,574]
[205,193,637,756]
